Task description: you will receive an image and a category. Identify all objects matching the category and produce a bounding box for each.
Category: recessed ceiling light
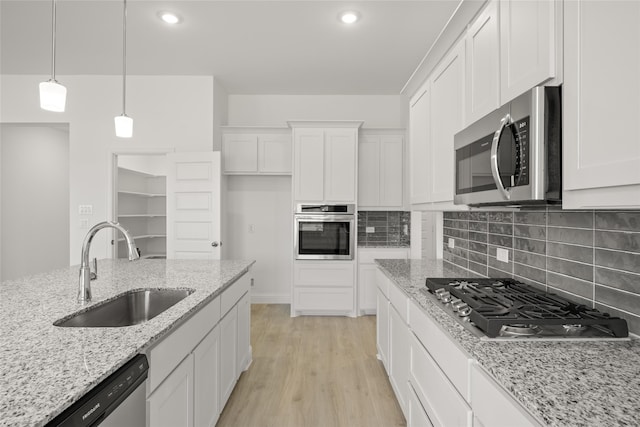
[158,11,181,25]
[339,11,360,24]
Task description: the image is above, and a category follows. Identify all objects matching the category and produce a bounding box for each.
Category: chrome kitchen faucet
[78,221,140,302]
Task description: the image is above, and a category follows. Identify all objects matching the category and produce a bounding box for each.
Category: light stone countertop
[375,258,640,427]
[0,259,255,427]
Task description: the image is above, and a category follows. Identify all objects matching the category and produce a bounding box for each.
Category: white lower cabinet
[389,304,410,416]
[146,272,252,427]
[292,261,355,316]
[358,248,409,314]
[376,287,390,371]
[408,382,434,427]
[148,353,194,427]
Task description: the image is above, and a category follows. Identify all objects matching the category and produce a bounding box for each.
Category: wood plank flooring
[216,304,406,427]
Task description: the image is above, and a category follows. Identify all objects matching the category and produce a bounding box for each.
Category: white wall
[0,74,214,264]
[225,176,291,303]
[1,124,70,280]
[213,79,228,151]
[228,94,408,128]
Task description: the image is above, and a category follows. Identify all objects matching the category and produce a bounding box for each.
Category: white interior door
[167,152,221,259]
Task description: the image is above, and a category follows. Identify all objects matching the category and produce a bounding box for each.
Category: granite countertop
[0,259,255,427]
[375,259,640,427]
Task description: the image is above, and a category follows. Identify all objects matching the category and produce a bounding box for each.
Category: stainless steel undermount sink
[54,288,195,328]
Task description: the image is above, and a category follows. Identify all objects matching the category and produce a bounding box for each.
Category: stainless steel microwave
[294,204,355,260]
[454,86,561,206]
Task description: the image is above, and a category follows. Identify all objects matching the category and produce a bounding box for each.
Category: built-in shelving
[118,190,166,198]
[118,214,167,218]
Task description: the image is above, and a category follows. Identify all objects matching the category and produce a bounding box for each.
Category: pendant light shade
[40,0,66,112]
[114,114,133,138]
[115,0,133,138]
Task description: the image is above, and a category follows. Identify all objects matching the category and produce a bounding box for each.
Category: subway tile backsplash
[358,211,410,248]
[441,208,640,335]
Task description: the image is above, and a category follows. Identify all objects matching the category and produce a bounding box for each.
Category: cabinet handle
[212,242,219,247]
[490,114,512,201]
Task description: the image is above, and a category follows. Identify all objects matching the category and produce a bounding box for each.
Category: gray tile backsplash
[441,208,640,335]
[358,211,410,248]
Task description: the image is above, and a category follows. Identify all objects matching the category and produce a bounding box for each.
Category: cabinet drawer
[410,334,472,427]
[358,248,409,264]
[388,280,409,324]
[293,261,354,287]
[148,295,221,394]
[221,273,251,316]
[409,300,472,400]
[376,269,390,299]
[408,382,434,427]
[470,363,541,427]
[293,287,354,312]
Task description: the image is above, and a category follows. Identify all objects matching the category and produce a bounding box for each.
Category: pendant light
[39,0,67,112]
[115,0,133,138]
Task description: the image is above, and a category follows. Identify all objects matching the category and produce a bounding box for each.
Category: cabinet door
[358,135,381,207]
[325,129,357,202]
[148,353,194,427]
[258,134,291,174]
[222,134,258,173]
[465,0,500,125]
[294,130,325,201]
[376,288,390,371]
[563,0,640,209]
[358,264,378,314]
[389,304,410,417]
[408,383,434,427]
[499,0,555,103]
[430,39,465,204]
[379,135,404,207]
[219,306,238,411]
[409,82,431,205]
[236,292,251,374]
[194,326,220,427]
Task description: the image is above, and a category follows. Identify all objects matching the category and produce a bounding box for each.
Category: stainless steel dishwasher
[46,354,148,427]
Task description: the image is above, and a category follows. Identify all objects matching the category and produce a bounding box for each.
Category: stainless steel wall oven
[294,204,355,260]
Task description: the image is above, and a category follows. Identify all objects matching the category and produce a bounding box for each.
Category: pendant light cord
[122,0,127,115]
[51,0,57,80]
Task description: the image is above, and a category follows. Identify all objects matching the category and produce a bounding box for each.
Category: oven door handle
[295,215,355,222]
[490,114,512,201]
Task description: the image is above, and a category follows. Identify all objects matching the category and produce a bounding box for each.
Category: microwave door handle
[490,114,512,200]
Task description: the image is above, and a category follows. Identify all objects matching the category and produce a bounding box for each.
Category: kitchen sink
[54,288,195,327]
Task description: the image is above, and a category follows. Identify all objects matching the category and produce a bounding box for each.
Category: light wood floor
[216,304,406,427]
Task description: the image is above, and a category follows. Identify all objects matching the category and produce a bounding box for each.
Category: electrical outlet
[448,238,455,248]
[248,224,255,233]
[366,226,375,233]
[497,248,509,263]
[78,204,93,215]
[79,218,89,229]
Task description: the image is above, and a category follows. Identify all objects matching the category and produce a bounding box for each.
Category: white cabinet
[358,248,409,314]
[237,292,251,374]
[116,167,166,259]
[389,303,410,416]
[222,129,291,175]
[219,303,238,409]
[563,0,640,209]
[291,121,362,203]
[376,288,390,370]
[147,353,194,427]
[499,0,557,103]
[409,82,430,205]
[358,131,405,209]
[408,383,434,427]
[292,261,355,316]
[470,363,541,427]
[194,326,220,427]
[465,0,500,125]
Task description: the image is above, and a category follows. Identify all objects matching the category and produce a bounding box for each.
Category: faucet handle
[90,257,98,280]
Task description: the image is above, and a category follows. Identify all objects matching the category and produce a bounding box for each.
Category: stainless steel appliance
[454,86,561,206]
[422,278,629,340]
[294,204,355,260]
[46,354,148,426]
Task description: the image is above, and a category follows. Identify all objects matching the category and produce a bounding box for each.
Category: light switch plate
[497,248,509,263]
[448,238,455,248]
[78,204,93,215]
[366,226,375,233]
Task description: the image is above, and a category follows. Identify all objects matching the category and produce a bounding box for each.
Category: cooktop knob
[440,291,452,303]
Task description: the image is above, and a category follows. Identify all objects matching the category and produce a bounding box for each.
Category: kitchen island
[0,258,254,427]
[376,259,640,427]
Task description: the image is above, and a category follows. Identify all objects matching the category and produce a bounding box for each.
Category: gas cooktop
[421,278,629,340]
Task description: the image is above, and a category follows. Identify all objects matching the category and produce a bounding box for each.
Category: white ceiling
[0,0,461,94]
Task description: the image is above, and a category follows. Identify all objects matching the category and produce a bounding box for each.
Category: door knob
[211,241,219,247]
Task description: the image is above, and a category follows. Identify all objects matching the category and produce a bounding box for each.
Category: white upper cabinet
[499,0,556,103]
[222,129,291,175]
[409,81,431,206]
[465,0,500,125]
[563,0,640,209]
[291,121,362,203]
[430,39,465,205]
[358,131,404,209]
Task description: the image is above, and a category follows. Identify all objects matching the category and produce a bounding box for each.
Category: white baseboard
[251,293,291,304]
